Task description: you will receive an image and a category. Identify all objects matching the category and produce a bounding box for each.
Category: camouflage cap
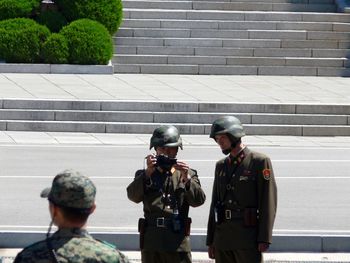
[41,169,96,209]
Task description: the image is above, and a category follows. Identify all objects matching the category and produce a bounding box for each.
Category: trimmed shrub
[35,10,68,33]
[0,18,50,63]
[42,33,69,64]
[0,0,41,20]
[60,19,112,65]
[55,0,122,34]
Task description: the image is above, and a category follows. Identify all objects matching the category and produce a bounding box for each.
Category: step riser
[117,28,350,41]
[2,121,350,136]
[115,46,350,58]
[3,100,350,115]
[0,110,349,125]
[122,0,335,3]
[113,55,347,67]
[123,10,350,23]
[114,64,350,76]
[120,20,350,32]
[122,1,336,12]
[114,38,350,49]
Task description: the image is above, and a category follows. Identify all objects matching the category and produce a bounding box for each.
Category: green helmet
[210,116,245,140]
[150,125,183,150]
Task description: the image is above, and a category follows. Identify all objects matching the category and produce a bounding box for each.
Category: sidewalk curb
[0,63,113,74]
[1,232,349,252]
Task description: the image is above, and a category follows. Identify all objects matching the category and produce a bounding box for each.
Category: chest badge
[262,169,271,180]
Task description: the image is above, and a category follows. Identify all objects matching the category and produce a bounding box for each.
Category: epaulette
[96,239,117,250]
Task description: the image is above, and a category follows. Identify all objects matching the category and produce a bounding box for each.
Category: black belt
[224,209,243,220]
[146,217,184,228]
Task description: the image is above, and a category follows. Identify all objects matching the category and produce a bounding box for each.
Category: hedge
[55,0,123,34]
[60,19,112,65]
[42,33,69,64]
[0,18,50,63]
[0,0,41,20]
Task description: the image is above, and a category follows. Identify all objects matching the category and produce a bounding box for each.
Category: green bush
[60,19,112,65]
[35,10,68,33]
[42,33,69,64]
[55,0,123,34]
[0,0,41,20]
[0,18,50,63]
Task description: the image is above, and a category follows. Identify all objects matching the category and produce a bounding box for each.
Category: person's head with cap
[41,169,96,227]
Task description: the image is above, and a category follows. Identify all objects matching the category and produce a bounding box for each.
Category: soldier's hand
[145,154,157,177]
[174,161,190,183]
[258,242,270,252]
[208,245,215,259]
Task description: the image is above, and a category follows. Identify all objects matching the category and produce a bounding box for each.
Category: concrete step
[122,0,336,12]
[120,19,350,32]
[117,28,350,40]
[1,120,350,136]
[0,109,349,126]
[113,54,348,67]
[5,99,350,115]
[114,37,350,49]
[115,45,350,58]
[4,99,350,114]
[2,99,350,134]
[123,0,335,3]
[113,63,350,76]
[123,9,350,23]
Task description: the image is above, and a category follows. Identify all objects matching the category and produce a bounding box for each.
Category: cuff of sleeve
[142,170,152,187]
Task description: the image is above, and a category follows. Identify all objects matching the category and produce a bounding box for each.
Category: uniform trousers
[215,248,262,263]
[141,250,192,263]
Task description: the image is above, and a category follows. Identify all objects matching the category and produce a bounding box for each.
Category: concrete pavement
[1,74,350,262]
[1,249,350,263]
[3,131,350,147]
[0,74,350,104]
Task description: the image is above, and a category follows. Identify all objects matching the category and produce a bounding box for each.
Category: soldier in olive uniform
[14,169,130,263]
[206,116,277,263]
[127,125,206,263]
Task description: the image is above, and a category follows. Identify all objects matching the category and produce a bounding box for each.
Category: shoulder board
[189,168,197,175]
[96,239,117,250]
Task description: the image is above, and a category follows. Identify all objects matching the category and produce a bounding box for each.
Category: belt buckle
[156,217,165,227]
[225,209,231,220]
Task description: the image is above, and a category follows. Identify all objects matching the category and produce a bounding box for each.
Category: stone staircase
[113,0,350,75]
[1,99,350,136]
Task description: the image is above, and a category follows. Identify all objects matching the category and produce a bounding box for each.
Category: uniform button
[228,200,232,204]
[233,201,237,205]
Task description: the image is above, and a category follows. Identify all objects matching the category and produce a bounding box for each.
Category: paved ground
[1,74,350,262]
[1,249,350,263]
[0,74,350,104]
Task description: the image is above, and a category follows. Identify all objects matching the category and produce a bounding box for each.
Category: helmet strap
[221,136,241,155]
[46,220,54,239]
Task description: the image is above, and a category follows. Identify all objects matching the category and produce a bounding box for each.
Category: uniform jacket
[206,147,277,250]
[127,167,206,252]
[14,228,130,263]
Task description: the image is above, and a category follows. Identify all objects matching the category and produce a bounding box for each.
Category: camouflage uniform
[13,228,129,263]
[206,117,277,263]
[127,125,206,263]
[14,169,130,263]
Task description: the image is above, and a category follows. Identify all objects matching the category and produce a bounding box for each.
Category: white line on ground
[1,226,350,234]
[0,176,349,179]
[188,160,350,162]
[2,144,350,150]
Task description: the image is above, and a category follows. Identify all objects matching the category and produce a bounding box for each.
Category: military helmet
[210,116,245,139]
[150,125,183,150]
